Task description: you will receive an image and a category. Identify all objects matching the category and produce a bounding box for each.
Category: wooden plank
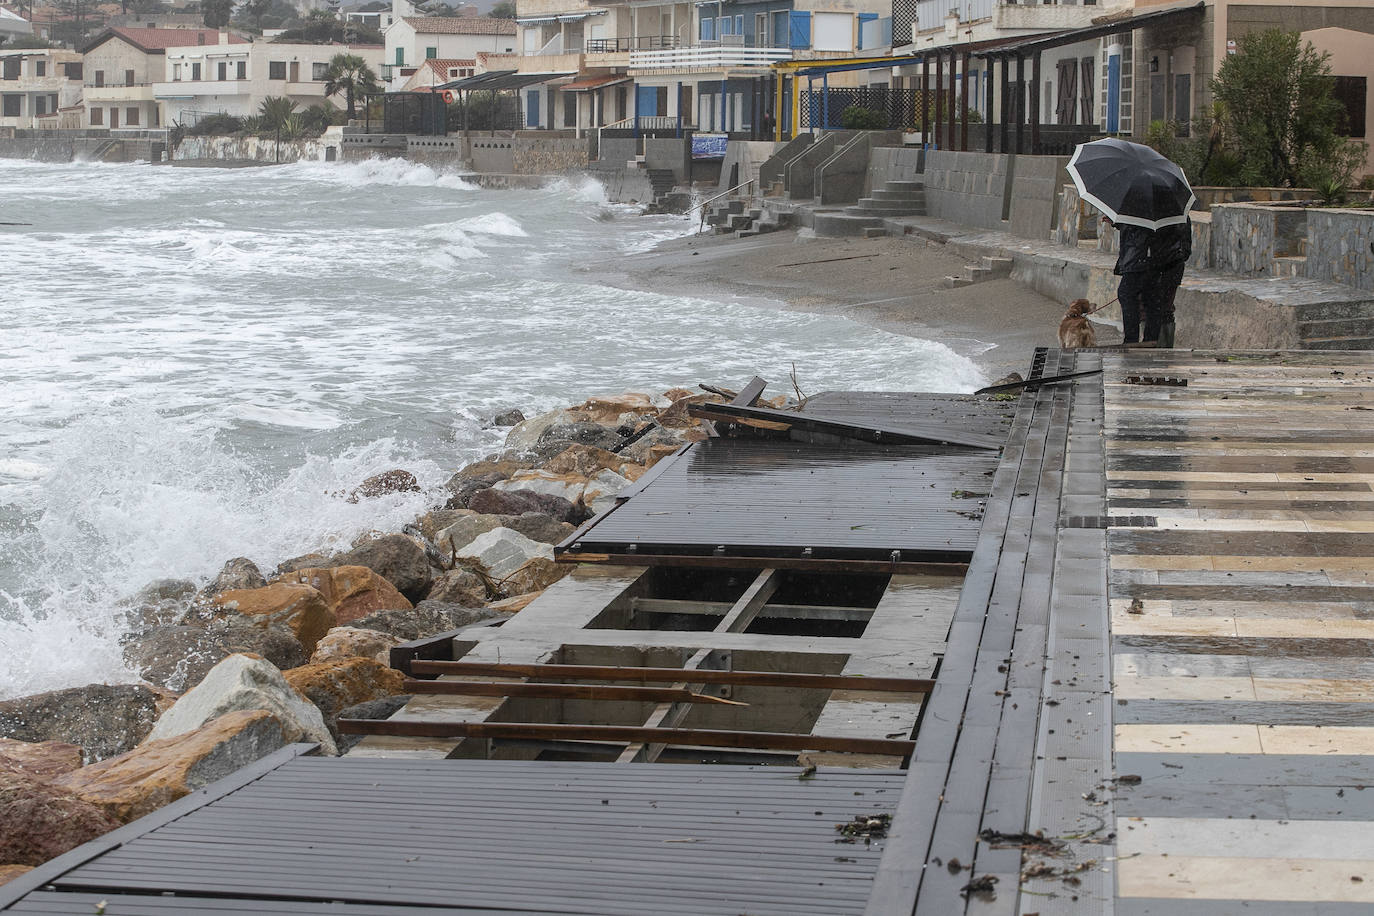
[335,719,916,756]
[688,402,1006,450]
[731,376,769,406]
[402,679,747,706]
[632,597,876,621]
[408,661,934,694]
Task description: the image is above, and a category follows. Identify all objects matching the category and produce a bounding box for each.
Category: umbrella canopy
[1067,137,1195,231]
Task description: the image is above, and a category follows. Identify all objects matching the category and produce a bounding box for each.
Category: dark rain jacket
[1152,219,1193,269]
[1113,224,1153,275]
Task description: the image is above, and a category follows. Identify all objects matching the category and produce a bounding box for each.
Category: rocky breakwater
[0,388,719,885]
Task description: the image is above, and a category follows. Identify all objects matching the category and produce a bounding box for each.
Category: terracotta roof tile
[100,27,249,52]
[400,16,516,35]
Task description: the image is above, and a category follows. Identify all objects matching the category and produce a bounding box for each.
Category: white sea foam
[0,157,988,699]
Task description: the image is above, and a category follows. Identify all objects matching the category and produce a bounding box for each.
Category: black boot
[1159,321,1175,348]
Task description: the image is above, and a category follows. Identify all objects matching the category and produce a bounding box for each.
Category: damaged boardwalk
[3,352,1373,914]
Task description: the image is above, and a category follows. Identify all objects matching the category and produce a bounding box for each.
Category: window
[395,47,404,65]
[35,60,45,77]
[125,68,134,85]
[109,107,118,128]
[173,63,181,81]
[562,92,575,126]
[94,69,105,87]
[735,15,743,36]
[88,102,101,123]
[426,46,437,59]
[64,62,82,80]
[236,61,246,79]
[191,62,201,80]
[34,96,44,115]
[700,17,714,41]
[126,106,139,125]
[1335,75,1367,139]
[2,59,18,80]
[269,60,286,80]
[312,61,328,80]
[720,17,732,36]
[217,61,227,81]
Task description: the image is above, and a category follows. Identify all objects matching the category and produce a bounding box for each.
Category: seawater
[0,157,986,700]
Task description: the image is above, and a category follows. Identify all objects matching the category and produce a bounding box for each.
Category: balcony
[585,35,679,53]
[153,79,253,98]
[83,84,155,102]
[629,45,792,71]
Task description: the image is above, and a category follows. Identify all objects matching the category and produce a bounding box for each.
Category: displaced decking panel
[10,757,906,916]
[568,437,1002,561]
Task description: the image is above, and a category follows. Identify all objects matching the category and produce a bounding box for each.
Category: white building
[154,37,385,126]
[382,14,516,89]
[82,27,249,129]
[0,5,32,44]
[0,48,83,129]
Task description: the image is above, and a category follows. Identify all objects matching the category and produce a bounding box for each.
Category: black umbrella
[1067,137,1195,231]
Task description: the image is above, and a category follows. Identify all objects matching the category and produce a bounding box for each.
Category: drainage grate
[1124,375,1188,387]
[1061,515,1158,529]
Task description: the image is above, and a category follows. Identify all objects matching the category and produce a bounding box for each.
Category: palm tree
[324,53,381,121]
[258,96,298,133]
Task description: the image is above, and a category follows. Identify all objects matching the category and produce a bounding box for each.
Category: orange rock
[53,710,286,823]
[644,444,681,467]
[0,865,33,887]
[283,658,405,727]
[213,583,336,654]
[617,462,646,481]
[0,739,83,780]
[499,557,571,597]
[274,566,411,626]
[542,444,623,477]
[487,592,541,614]
[578,392,657,423]
[310,627,402,665]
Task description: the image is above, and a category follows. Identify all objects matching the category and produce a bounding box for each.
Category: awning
[516,9,607,23]
[977,1,1205,58]
[435,70,575,92]
[560,74,632,92]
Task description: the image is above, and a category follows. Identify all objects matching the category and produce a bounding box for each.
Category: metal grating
[12,757,906,916]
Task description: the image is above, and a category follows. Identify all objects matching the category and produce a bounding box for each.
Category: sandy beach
[593,226,1074,379]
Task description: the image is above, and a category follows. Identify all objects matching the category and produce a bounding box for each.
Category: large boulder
[146,654,336,756]
[120,578,198,628]
[331,534,432,602]
[122,616,307,693]
[492,471,590,509]
[416,508,475,542]
[467,487,581,524]
[499,557,571,596]
[583,469,632,514]
[507,512,575,545]
[310,627,402,665]
[274,552,334,575]
[351,469,420,501]
[0,739,83,780]
[212,583,336,655]
[200,558,267,600]
[55,710,287,823]
[283,659,406,738]
[0,768,121,864]
[535,420,625,454]
[435,512,573,558]
[336,695,413,753]
[425,567,490,608]
[0,684,160,763]
[274,566,411,626]
[351,601,503,642]
[454,528,554,580]
[444,471,506,510]
[542,444,624,477]
[503,408,578,452]
[488,408,525,427]
[434,515,505,558]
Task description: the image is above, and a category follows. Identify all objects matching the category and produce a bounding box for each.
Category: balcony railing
[585,35,680,53]
[630,45,792,69]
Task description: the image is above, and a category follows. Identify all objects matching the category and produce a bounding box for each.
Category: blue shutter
[857,13,877,50]
[789,11,811,50]
[526,90,540,127]
[700,17,714,41]
[636,85,658,117]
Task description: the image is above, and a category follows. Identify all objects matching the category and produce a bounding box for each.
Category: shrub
[840,105,887,130]
[186,113,243,136]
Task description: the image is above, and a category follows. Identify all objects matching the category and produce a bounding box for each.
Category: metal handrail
[693,177,755,233]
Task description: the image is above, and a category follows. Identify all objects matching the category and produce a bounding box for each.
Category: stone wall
[1209,204,1308,277]
[1008,154,1070,241]
[512,137,589,175]
[173,136,332,164]
[1304,209,1374,292]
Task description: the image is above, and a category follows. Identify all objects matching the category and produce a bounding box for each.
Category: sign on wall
[692,133,728,159]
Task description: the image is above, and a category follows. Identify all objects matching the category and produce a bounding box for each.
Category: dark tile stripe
[1109,455,1374,473]
[1113,636,1374,658]
[1114,700,1374,726]
[1106,479,1374,492]
[1110,529,1374,558]
[1119,899,1374,915]
[1112,584,1374,603]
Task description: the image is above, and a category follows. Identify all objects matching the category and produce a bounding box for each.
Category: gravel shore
[589,226,1073,379]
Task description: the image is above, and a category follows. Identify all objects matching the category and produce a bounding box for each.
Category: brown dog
[1058,299,1097,349]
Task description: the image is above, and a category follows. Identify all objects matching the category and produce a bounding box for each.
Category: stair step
[748,208,763,220]
[871,188,926,201]
[980,256,1013,275]
[863,227,887,238]
[1302,336,1374,350]
[736,228,760,238]
[944,276,974,289]
[885,179,925,191]
[964,266,991,281]
[1294,300,1374,321]
[1298,317,1374,339]
[1272,255,1307,278]
[727,214,753,230]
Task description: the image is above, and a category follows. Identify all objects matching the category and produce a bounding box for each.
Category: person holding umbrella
[1067,138,1195,347]
[1145,216,1191,348]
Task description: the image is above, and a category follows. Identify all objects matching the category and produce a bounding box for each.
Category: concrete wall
[923,150,1011,229]
[1304,209,1374,292]
[1209,204,1308,277]
[0,132,162,162]
[645,137,689,184]
[866,145,923,191]
[1007,154,1070,241]
[758,134,811,187]
[585,165,654,204]
[715,139,779,193]
[816,132,872,205]
[469,137,514,173]
[784,133,838,200]
[340,133,407,160]
[173,135,331,163]
[598,137,637,167]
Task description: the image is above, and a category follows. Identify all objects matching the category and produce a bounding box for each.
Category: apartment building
[0,48,82,129]
[82,27,248,129]
[383,14,516,90]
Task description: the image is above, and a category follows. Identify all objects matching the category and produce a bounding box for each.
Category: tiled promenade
[1103,350,1374,913]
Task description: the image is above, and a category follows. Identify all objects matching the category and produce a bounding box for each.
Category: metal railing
[585,35,679,53]
[693,177,754,233]
[630,45,792,69]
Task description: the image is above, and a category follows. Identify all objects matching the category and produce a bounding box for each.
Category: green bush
[186,113,243,136]
[840,105,887,130]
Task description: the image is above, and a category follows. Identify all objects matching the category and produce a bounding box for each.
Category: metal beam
[336,719,917,757]
[403,679,747,706]
[632,597,876,621]
[409,661,936,694]
[686,401,1005,450]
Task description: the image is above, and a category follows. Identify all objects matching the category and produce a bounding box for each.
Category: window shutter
[789,11,810,49]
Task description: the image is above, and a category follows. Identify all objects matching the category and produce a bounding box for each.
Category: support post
[947,49,956,151]
[960,51,970,151]
[984,59,994,152]
[1015,53,1025,154]
[933,51,942,149]
[921,53,929,144]
[1031,50,1041,154]
[999,54,1009,153]
[822,72,830,130]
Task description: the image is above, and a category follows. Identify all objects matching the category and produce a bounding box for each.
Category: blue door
[526,90,540,127]
[636,85,658,117]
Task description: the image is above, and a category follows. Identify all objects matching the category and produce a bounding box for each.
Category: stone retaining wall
[866,146,923,191]
[512,137,588,174]
[1304,209,1374,292]
[173,136,331,164]
[923,151,1010,229]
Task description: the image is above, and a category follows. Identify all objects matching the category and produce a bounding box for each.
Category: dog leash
[1084,297,1118,316]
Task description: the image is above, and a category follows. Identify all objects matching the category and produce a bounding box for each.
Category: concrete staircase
[943,256,1014,289]
[812,177,927,238]
[703,199,789,237]
[1297,298,1374,350]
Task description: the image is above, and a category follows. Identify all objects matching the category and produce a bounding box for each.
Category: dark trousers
[1144,260,1186,342]
[1117,271,1150,344]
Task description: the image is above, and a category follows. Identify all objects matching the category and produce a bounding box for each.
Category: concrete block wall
[923,150,1010,230]
[584,165,654,204]
[784,133,838,200]
[512,137,589,174]
[817,133,872,205]
[1008,154,1070,241]
[1209,204,1308,277]
[1303,209,1374,292]
[645,138,689,184]
[470,138,514,173]
[598,138,637,166]
[866,146,923,191]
